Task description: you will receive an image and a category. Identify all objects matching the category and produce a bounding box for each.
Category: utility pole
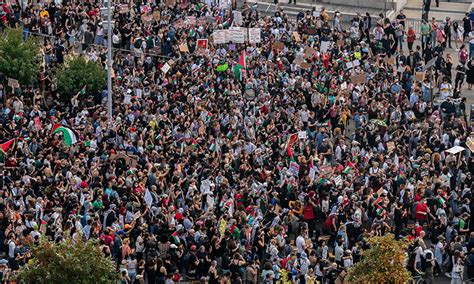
[106,0,113,122]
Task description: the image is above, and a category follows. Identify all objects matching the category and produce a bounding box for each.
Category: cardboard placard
[386,141,395,152]
[165,0,175,6]
[466,137,474,152]
[336,39,344,46]
[300,62,311,69]
[179,43,189,52]
[293,56,305,66]
[351,73,366,84]
[415,72,425,81]
[293,31,301,42]
[304,46,317,58]
[153,11,160,21]
[8,78,19,88]
[248,28,261,44]
[273,42,285,50]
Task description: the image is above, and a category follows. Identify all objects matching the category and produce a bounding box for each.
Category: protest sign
[351,73,366,84]
[213,30,226,44]
[8,78,19,89]
[161,63,171,74]
[303,46,317,58]
[179,43,189,52]
[288,161,300,176]
[197,39,208,49]
[320,41,330,53]
[298,131,307,139]
[229,27,245,43]
[248,28,261,43]
[293,31,301,42]
[415,72,425,81]
[233,11,243,26]
[273,42,285,50]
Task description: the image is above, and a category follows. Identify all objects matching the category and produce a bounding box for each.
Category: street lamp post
[106,0,113,122]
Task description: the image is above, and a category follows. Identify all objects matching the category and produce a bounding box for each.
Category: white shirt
[296,235,305,253]
[8,241,16,258]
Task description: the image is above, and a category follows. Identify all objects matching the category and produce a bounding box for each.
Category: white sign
[446,146,465,155]
[320,41,330,53]
[298,131,307,139]
[144,189,153,208]
[229,27,245,43]
[248,28,261,43]
[233,11,243,26]
[213,30,226,44]
[161,63,171,74]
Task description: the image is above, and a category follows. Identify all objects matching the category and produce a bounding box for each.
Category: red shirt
[415,203,428,221]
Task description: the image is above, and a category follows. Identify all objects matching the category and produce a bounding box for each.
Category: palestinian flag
[191,138,198,148]
[77,85,87,95]
[1,139,15,152]
[51,124,78,146]
[171,231,180,244]
[233,51,246,80]
[343,161,356,174]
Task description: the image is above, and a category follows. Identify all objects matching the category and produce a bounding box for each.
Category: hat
[80,181,88,188]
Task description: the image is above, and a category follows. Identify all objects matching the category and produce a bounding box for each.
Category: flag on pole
[233,51,246,80]
[51,124,78,146]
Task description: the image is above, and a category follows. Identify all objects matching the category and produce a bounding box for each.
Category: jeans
[470,42,474,59]
[22,28,29,41]
[95,35,104,46]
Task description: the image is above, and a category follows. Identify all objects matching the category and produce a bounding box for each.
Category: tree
[18,238,119,284]
[346,234,411,283]
[55,55,106,100]
[0,28,41,85]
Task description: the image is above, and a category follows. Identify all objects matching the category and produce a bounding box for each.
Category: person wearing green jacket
[420,19,431,51]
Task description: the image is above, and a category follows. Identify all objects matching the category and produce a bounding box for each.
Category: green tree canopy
[0,28,41,85]
[55,55,106,100]
[18,238,118,284]
[346,234,411,283]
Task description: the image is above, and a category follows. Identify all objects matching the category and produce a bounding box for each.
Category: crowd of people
[0,0,474,283]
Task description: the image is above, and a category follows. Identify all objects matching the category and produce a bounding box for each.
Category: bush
[18,237,119,284]
[55,55,106,100]
[0,28,41,85]
[346,234,411,283]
